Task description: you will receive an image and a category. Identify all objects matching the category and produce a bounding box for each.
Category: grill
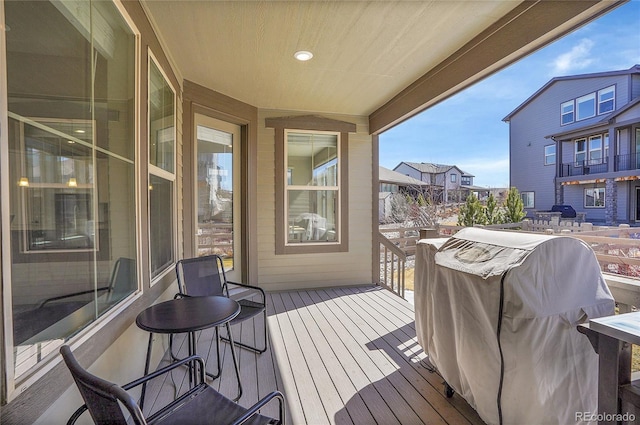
[550,204,577,218]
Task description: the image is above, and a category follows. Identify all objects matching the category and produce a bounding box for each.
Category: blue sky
[379,1,640,188]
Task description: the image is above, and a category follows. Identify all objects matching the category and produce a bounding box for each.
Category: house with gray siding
[504,65,640,224]
[393,161,475,203]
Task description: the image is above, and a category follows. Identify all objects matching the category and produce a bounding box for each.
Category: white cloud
[551,39,595,75]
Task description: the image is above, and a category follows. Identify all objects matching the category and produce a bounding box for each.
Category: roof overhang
[141,0,626,135]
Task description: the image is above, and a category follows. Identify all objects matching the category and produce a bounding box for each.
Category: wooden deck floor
[141,286,485,425]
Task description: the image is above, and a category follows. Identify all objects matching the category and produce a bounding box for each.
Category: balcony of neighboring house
[615,152,640,172]
[559,158,609,177]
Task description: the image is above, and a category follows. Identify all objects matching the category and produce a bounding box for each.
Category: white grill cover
[414,228,614,425]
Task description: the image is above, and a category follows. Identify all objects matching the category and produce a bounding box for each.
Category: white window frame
[585,187,605,208]
[544,144,556,165]
[561,100,574,125]
[521,191,534,209]
[598,85,615,115]
[576,93,596,121]
[147,51,177,284]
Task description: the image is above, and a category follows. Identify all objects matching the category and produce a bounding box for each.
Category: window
[544,144,556,165]
[148,55,176,281]
[598,86,615,114]
[576,93,596,121]
[521,192,535,208]
[268,115,353,254]
[450,174,457,183]
[561,101,574,125]
[563,86,616,124]
[588,135,602,165]
[574,133,609,167]
[585,187,605,208]
[461,176,471,185]
[286,131,339,244]
[575,139,587,165]
[4,0,137,388]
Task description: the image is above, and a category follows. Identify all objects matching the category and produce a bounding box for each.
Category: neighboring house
[393,161,475,203]
[504,65,640,224]
[0,0,620,422]
[378,166,428,221]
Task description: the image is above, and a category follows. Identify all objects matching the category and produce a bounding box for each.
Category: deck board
[140,286,485,425]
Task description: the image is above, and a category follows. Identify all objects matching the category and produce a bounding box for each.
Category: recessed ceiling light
[75,129,85,134]
[294,51,313,61]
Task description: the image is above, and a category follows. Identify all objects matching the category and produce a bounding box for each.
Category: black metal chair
[60,345,284,425]
[174,255,268,354]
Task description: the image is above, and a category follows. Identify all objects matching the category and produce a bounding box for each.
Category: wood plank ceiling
[141,1,624,134]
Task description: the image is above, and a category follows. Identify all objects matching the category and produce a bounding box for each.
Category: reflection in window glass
[589,135,602,164]
[585,187,605,208]
[286,131,339,244]
[149,60,175,173]
[6,0,136,378]
[149,175,174,277]
[598,86,615,114]
[521,192,534,209]
[544,145,556,165]
[148,56,176,279]
[561,101,574,125]
[148,56,175,280]
[576,93,596,120]
[196,125,234,262]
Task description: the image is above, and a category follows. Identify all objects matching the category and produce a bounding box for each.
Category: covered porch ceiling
[141,0,624,134]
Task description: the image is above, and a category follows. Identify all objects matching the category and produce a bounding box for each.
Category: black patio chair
[60,345,284,425]
[174,255,268,355]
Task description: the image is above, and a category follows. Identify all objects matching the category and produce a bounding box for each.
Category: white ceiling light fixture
[294,50,313,61]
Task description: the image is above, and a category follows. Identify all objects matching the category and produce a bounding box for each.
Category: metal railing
[615,152,640,172]
[559,159,608,177]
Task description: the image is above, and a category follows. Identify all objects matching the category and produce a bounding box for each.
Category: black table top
[136,296,240,334]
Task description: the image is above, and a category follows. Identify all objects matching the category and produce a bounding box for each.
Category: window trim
[147,50,177,284]
[267,115,354,255]
[450,173,457,183]
[544,144,556,165]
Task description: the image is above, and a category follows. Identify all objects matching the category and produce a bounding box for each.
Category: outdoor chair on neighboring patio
[173,255,268,355]
[60,345,285,425]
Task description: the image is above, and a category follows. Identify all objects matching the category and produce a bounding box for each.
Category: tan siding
[257,110,373,290]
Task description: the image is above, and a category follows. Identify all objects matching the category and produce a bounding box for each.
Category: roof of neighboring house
[503,64,640,122]
[394,162,474,177]
[379,166,427,186]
